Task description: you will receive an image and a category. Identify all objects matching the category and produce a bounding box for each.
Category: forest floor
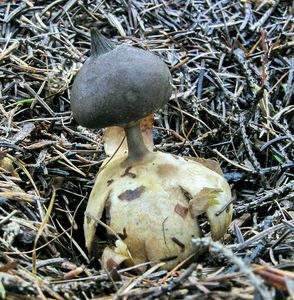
[0,0,293,299]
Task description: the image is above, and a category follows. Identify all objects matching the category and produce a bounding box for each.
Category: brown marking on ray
[157,164,178,176]
[107,179,114,186]
[118,185,145,201]
[121,166,136,178]
[226,203,233,213]
[160,255,178,262]
[174,203,189,218]
[105,197,111,207]
[105,208,111,225]
[179,186,193,201]
[104,193,112,224]
[118,227,128,240]
[106,258,117,271]
[171,237,185,252]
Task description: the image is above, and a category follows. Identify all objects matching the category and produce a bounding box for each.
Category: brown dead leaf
[174,203,189,218]
[63,267,84,280]
[254,266,294,290]
[118,185,146,201]
[24,140,57,150]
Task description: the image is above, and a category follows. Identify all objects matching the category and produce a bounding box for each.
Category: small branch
[192,238,272,300]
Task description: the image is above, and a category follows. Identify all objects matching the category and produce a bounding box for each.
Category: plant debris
[0,0,293,299]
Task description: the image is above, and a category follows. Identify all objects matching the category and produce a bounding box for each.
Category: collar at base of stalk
[123,123,153,166]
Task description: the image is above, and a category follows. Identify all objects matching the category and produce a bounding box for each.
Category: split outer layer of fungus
[71,29,233,271]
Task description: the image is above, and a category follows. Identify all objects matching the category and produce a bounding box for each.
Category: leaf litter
[0,0,293,299]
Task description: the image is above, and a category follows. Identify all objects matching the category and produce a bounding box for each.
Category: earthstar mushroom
[71,29,233,270]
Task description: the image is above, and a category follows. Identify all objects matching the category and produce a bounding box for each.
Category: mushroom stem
[124,123,150,165]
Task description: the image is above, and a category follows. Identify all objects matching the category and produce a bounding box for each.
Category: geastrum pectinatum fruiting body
[71,29,233,270]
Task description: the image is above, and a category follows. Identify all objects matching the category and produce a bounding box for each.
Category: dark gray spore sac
[71,31,172,128]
